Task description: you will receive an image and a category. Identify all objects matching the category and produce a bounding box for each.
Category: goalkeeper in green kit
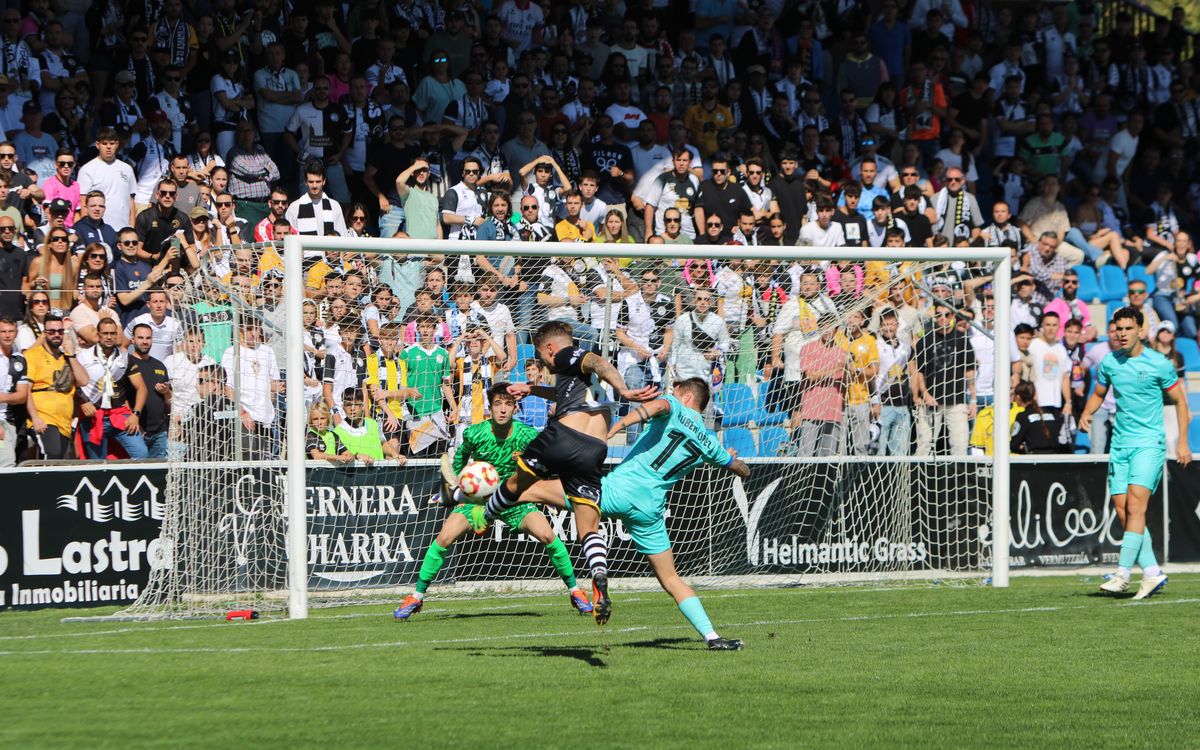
[393,383,593,619]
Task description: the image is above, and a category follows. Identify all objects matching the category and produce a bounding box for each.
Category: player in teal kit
[601,377,751,649]
[1079,307,1191,599]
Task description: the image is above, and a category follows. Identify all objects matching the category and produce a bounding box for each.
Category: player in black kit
[466,320,658,623]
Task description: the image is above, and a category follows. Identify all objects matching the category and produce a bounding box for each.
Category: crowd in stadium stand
[0,0,1196,465]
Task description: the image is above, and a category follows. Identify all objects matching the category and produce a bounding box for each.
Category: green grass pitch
[1,575,1198,749]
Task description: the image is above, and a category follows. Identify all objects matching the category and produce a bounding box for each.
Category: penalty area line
[2,598,1196,658]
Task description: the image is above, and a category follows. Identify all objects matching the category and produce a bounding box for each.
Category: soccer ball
[458,461,501,501]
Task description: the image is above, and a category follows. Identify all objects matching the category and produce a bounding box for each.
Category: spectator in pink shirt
[794,315,849,456]
[41,148,80,227]
[1042,269,1096,342]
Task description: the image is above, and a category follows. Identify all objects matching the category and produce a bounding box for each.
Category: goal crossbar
[282,236,1012,619]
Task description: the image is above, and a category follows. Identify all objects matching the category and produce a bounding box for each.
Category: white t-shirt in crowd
[78,156,137,229]
[1028,336,1069,408]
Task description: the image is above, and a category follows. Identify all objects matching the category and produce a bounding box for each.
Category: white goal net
[113,238,1009,620]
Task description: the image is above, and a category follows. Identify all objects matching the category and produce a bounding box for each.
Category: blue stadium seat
[1074,429,1090,454]
[516,343,535,367]
[1187,392,1200,414]
[607,445,631,460]
[1105,300,1125,323]
[1098,266,1128,303]
[1189,418,1200,450]
[1071,265,1101,304]
[758,426,789,457]
[722,427,757,457]
[755,387,788,426]
[1126,265,1151,289]
[1177,339,1200,372]
[718,383,757,427]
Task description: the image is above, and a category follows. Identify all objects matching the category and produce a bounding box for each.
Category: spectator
[78,129,137,232]
[874,307,911,456]
[41,149,80,227]
[334,388,400,462]
[124,289,183,361]
[164,328,216,426]
[222,320,280,459]
[912,304,975,456]
[26,223,78,312]
[225,120,281,228]
[1126,280,1162,342]
[286,161,349,238]
[799,196,846,246]
[402,314,456,456]
[669,287,729,395]
[113,228,167,326]
[932,167,982,244]
[285,78,351,205]
[0,315,29,466]
[1146,231,1199,339]
[792,318,849,457]
[70,272,121,346]
[124,322,172,459]
[843,310,880,455]
[1028,311,1072,426]
[25,311,87,459]
[307,401,353,463]
[134,179,195,268]
[1044,269,1097,342]
[0,214,28,319]
[254,42,304,187]
[16,291,52,352]
[77,317,148,459]
[1010,380,1067,454]
[73,192,118,259]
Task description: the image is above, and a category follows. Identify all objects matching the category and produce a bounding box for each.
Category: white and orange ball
[458,461,501,501]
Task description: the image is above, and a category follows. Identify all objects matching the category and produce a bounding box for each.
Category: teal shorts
[452,502,536,531]
[1107,446,1166,496]
[597,491,671,556]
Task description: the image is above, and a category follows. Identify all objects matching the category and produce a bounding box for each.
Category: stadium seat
[758,426,789,457]
[1071,265,1101,303]
[1187,392,1200,414]
[755,387,788,426]
[516,343,535,367]
[1189,418,1200,450]
[1126,265,1151,289]
[1178,339,1200,372]
[718,383,757,427]
[1074,429,1090,454]
[1105,300,1125,323]
[1098,266,1127,303]
[607,445,631,460]
[722,427,757,457]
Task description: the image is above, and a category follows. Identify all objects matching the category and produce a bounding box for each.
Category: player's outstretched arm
[1167,381,1192,466]
[582,351,660,401]
[1077,382,1108,434]
[607,398,671,439]
[507,382,557,400]
[724,452,751,479]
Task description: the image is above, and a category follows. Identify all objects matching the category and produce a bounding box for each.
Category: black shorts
[516,420,607,509]
[767,379,802,414]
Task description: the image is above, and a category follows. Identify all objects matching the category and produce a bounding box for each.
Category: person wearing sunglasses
[931,166,982,244]
[133,178,198,274]
[26,215,79,312]
[0,213,31,319]
[413,49,465,124]
[25,310,88,460]
[41,148,80,229]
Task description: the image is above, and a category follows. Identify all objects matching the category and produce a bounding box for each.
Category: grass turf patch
[1,575,1198,749]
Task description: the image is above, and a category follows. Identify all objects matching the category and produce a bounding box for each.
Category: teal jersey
[1097,348,1179,449]
[603,394,732,516]
[453,420,539,479]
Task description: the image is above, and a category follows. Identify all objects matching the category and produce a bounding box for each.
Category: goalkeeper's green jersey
[453,420,539,478]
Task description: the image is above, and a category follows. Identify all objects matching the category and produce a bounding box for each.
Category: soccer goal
[99,236,1009,622]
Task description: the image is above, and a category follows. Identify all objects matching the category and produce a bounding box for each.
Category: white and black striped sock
[581,531,608,577]
[484,484,518,519]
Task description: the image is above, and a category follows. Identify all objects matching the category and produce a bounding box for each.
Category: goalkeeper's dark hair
[532,320,574,347]
[487,382,516,405]
[675,377,711,411]
[1111,306,1145,328]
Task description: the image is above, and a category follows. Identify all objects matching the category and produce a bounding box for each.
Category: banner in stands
[1,460,1196,610]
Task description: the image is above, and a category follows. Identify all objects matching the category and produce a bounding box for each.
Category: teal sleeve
[1096,355,1110,387]
[1161,355,1179,393]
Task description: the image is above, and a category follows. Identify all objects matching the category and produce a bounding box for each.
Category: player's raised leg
[646,549,742,650]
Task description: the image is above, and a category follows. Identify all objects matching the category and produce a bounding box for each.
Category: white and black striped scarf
[293,195,341,236]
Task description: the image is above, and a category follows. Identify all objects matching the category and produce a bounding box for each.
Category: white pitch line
[2,598,1196,658]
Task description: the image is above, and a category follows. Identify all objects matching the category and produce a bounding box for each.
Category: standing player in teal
[1079,307,1190,599]
[393,383,593,619]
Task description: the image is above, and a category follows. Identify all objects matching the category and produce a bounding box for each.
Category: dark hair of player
[532,320,574,347]
[1111,306,1145,328]
[675,376,711,411]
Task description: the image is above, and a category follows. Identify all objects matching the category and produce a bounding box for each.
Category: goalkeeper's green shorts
[452,502,538,530]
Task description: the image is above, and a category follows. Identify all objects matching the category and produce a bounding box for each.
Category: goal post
[279,235,1012,620]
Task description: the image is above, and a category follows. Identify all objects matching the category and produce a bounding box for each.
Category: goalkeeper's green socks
[543,538,578,589]
[415,542,449,596]
[1137,529,1162,578]
[1117,530,1143,579]
[679,596,718,642]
